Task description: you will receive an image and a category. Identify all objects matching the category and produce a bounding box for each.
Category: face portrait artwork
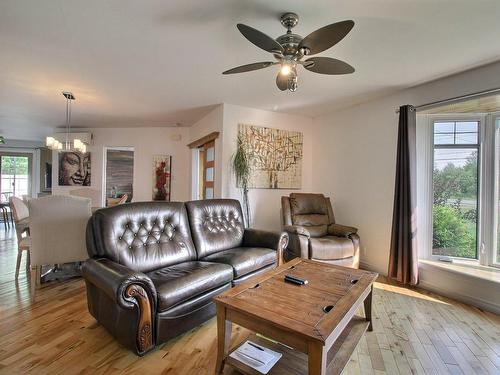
[58,151,91,186]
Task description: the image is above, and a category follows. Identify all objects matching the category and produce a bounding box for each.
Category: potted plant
[232,134,251,226]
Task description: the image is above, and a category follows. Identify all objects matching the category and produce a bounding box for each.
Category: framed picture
[238,124,303,189]
[58,151,91,186]
[152,155,171,201]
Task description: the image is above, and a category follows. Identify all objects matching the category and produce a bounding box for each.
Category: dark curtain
[388,105,418,285]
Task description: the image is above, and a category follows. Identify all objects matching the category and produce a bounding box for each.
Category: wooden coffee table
[214,258,378,375]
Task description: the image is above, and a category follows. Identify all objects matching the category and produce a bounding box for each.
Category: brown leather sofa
[281,193,359,268]
[82,199,288,355]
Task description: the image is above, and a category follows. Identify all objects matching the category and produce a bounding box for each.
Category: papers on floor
[229,340,282,374]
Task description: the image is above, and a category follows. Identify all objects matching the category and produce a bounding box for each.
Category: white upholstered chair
[69,188,102,208]
[9,196,31,280]
[28,195,91,299]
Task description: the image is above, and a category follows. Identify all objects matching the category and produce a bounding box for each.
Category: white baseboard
[418,279,500,315]
[360,260,500,315]
[359,261,388,276]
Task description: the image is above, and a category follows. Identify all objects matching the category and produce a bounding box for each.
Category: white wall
[52,127,190,205]
[222,103,316,231]
[314,60,500,275]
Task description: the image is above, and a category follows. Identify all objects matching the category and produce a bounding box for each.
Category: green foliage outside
[1,156,28,175]
[432,151,477,258]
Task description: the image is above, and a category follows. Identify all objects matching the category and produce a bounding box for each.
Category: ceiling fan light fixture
[280,64,291,76]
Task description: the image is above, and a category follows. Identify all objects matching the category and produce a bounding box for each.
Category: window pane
[497,122,500,263]
[455,132,477,144]
[205,187,213,199]
[206,147,215,162]
[434,133,454,145]
[206,167,214,182]
[434,122,455,133]
[432,148,478,259]
[456,121,478,133]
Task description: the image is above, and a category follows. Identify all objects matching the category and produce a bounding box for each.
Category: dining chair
[28,195,91,300]
[69,188,102,208]
[10,197,31,280]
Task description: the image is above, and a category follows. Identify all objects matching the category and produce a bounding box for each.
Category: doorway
[0,153,32,202]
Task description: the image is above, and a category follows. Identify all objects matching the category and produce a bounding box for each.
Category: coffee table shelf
[226,316,369,375]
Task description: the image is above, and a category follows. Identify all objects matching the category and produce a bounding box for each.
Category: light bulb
[46,136,55,148]
[280,64,291,76]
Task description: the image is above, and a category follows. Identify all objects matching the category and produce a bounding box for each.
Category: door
[0,153,32,202]
[200,140,215,199]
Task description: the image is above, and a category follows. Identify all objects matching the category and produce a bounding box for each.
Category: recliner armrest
[328,223,358,238]
[82,258,157,354]
[242,229,289,266]
[283,225,311,238]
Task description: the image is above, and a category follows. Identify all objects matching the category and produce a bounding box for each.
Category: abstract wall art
[238,124,303,189]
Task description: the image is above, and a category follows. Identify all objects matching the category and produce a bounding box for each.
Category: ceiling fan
[223,12,355,92]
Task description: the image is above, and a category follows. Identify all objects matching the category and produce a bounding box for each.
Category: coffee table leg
[308,341,327,375]
[364,284,373,331]
[215,304,232,374]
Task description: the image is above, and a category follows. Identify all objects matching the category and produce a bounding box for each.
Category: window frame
[491,113,500,267]
[431,116,482,261]
[417,113,497,265]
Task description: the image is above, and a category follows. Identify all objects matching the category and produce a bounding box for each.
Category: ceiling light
[280,64,291,76]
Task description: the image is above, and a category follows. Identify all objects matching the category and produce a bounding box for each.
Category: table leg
[364,284,373,331]
[308,341,327,375]
[215,304,232,374]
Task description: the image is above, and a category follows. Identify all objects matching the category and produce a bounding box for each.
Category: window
[418,113,500,268]
[432,121,479,259]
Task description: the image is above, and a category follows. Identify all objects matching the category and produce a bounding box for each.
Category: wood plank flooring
[0,228,499,374]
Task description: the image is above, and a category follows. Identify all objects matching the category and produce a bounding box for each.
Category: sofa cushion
[185,199,245,258]
[202,247,276,279]
[309,236,355,260]
[146,261,233,311]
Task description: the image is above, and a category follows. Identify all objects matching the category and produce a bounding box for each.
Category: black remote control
[284,274,308,285]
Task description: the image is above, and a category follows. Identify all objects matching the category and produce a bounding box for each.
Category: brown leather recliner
[281,193,360,268]
[82,200,288,355]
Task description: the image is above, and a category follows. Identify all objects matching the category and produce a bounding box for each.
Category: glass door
[199,140,215,199]
[0,153,32,202]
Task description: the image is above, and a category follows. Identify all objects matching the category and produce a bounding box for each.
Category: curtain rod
[395,86,500,113]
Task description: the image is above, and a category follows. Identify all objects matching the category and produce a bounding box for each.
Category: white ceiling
[2,0,500,140]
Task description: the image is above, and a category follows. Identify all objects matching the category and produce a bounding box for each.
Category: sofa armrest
[82,258,156,354]
[283,225,311,238]
[328,223,358,238]
[243,229,289,266]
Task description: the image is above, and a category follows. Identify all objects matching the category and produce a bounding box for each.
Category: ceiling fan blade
[237,24,284,54]
[276,73,288,91]
[299,20,354,55]
[304,57,355,75]
[222,62,275,75]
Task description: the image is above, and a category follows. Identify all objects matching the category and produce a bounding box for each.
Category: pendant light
[46,91,86,153]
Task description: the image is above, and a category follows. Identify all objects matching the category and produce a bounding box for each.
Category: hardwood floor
[0,228,499,374]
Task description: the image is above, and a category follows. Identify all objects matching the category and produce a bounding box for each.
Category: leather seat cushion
[202,247,276,278]
[309,236,354,260]
[146,261,233,311]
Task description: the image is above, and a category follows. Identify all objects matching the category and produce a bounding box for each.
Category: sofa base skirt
[156,283,231,344]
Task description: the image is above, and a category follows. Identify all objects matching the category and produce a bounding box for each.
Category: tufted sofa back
[185,199,245,258]
[86,202,197,272]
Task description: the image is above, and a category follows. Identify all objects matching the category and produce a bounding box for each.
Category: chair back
[70,188,102,208]
[28,195,91,266]
[9,196,29,222]
[281,193,335,237]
